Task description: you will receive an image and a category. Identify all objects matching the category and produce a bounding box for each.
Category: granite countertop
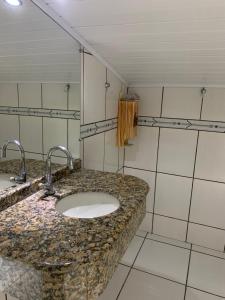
[0,169,149,270]
[0,166,148,299]
[0,159,81,212]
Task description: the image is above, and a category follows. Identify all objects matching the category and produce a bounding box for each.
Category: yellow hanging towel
[117,99,138,147]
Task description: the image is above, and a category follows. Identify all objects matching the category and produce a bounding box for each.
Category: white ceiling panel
[34,0,225,85]
[0,0,80,82]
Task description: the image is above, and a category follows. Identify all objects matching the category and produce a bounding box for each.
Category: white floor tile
[134,239,190,284]
[186,287,225,300]
[118,269,185,300]
[98,264,130,300]
[188,252,225,297]
[147,233,191,249]
[121,236,144,266]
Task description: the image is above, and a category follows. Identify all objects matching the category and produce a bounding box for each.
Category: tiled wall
[124,87,225,252]
[0,82,80,163]
[80,52,126,172]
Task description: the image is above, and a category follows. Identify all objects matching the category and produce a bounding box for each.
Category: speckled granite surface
[0,159,81,212]
[0,169,148,300]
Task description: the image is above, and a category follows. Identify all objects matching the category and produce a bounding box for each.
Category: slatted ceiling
[37,0,225,85]
[0,0,80,82]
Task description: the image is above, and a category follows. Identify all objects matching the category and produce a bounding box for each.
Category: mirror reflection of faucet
[41,146,74,197]
[1,139,26,184]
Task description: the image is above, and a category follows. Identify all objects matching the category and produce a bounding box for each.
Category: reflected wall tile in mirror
[0,0,81,161]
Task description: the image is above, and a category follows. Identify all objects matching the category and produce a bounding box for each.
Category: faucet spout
[1,139,26,184]
[44,146,74,196]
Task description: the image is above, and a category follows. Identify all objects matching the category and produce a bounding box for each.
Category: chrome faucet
[1,139,26,184]
[43,145,74,196]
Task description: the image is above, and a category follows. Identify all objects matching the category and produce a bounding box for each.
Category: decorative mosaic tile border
[138,116,225,133]
[0,106,80,120]
[80,118,117,139]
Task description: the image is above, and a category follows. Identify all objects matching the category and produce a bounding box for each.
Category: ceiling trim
[30,0,127,85]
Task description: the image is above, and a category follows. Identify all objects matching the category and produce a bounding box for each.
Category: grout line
[153,212,187,222]
[103,68,107,172]
[150,87,164,234]
[123,165,225,186]
[200,94,204,120]
[187,286,225,299]
[132,266,185,286]
[160,86,164,117]
[116,232,148,299]
[185,130,199,241]
[66,84,69,150]
[183,244,192,300]
[145,231,225,259]
[146,236,190,251]
[17,83,21,142]
[151,127,161,234]
[41,83,44,160]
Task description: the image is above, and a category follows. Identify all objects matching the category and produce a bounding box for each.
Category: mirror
[0,0,81,163]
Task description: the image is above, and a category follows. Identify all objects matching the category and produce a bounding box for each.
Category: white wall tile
[99,264,130,300]
[83,54,106,124]
[158,128,197,177]
[124,167,155,212]
[153,215,187,241]
[106,70,122,119]
[121,236,144,266]
[68,83,81,110]
[195,131,225,182]
[188,252,225,297]
[134,239,190,284]
[190,179,225,229]
[201,88,225,122]
[18,83,41,108]
[139,212,152,233]
[147,233,191,249]
[43,118,67,154]
[104,129,119,172]
[155,173,192,220]
[187,223,225,252]
[186,287,223,300]
[3,150,22,160]
[83,134,104,171]
[0,83,18,106]
[68,120,80,158]
[0,115,19,147]
[42,83,67,109]
[118,146,124,170]
[125,127,159,171]
[129,87,162,117]
[119,269,185,300]
[192,245,225,260]
[162,87,202,119]
[20,116,42,153]
[25,152,43,161]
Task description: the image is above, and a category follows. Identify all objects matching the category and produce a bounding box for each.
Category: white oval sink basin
[56,192,120,218]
